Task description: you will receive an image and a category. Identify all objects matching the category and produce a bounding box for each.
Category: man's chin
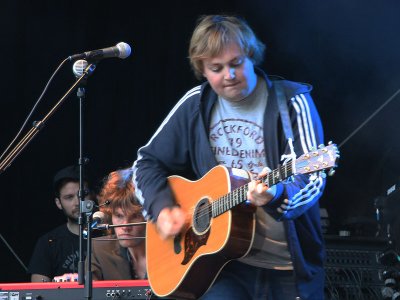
[68,216,79,223]
[118,240,130,248]
[222,91,248,102]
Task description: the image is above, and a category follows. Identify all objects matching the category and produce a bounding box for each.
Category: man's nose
[224,67,236,80]
[121,219,132,227]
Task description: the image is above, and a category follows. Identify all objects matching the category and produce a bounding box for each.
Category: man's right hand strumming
[156,206,186,239]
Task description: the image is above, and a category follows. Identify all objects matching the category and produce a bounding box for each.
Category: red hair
[98,168,142,221]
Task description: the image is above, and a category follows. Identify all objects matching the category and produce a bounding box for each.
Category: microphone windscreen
[93,211,105,222]
[72,59,89,77]
[116,42,131,59]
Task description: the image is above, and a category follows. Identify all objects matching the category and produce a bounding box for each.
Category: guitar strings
[191,164,293,223]
[193,165,290,221]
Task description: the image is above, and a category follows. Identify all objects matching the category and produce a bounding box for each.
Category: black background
[1,0,400,282]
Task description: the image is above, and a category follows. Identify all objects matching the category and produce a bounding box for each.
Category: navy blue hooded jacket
[133,69,327,299]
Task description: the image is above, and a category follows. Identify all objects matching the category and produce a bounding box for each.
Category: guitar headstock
[295,142,339,176]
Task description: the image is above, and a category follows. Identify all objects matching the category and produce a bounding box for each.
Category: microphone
[68,42,132,61]
[91,211,106,228]
[72,59,88,77]
[83,211,106,237]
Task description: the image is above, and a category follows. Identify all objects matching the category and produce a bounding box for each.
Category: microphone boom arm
[95,221,147,230]
[0,63,96,173]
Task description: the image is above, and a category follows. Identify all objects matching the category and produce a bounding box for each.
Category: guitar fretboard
[211,163,294,218]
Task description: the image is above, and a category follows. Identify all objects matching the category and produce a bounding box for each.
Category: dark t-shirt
[28,224,84,279]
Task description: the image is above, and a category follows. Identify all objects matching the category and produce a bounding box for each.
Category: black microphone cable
[0,57,69,166]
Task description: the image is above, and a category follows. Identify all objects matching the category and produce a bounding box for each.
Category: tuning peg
[328,169,336,176]
[328,141,333,145]
[318,144,325,149]
[320,171,327,179]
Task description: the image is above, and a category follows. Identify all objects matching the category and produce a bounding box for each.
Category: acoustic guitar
[146,143,339,299]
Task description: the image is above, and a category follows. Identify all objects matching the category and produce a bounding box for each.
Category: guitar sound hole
[193,198,211,233]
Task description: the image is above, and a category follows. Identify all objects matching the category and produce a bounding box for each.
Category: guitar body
[146,165,256,299]
[145,143,340,299]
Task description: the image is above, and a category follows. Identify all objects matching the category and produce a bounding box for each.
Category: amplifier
[324,235,388,300]
[0,280,159,300]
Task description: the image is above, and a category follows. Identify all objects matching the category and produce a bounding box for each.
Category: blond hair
[189,15,266,80]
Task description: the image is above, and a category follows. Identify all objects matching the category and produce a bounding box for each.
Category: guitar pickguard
[181,227,210,265]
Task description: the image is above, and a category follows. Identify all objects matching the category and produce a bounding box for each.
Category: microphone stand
[74,70,95,300]
[0,62,96,297]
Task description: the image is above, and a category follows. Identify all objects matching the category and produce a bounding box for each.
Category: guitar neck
[211,163,294,218]
[263,163,294,187]
[210,143,339,218]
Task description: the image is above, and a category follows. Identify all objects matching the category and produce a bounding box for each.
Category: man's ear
[55,197,62,210]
